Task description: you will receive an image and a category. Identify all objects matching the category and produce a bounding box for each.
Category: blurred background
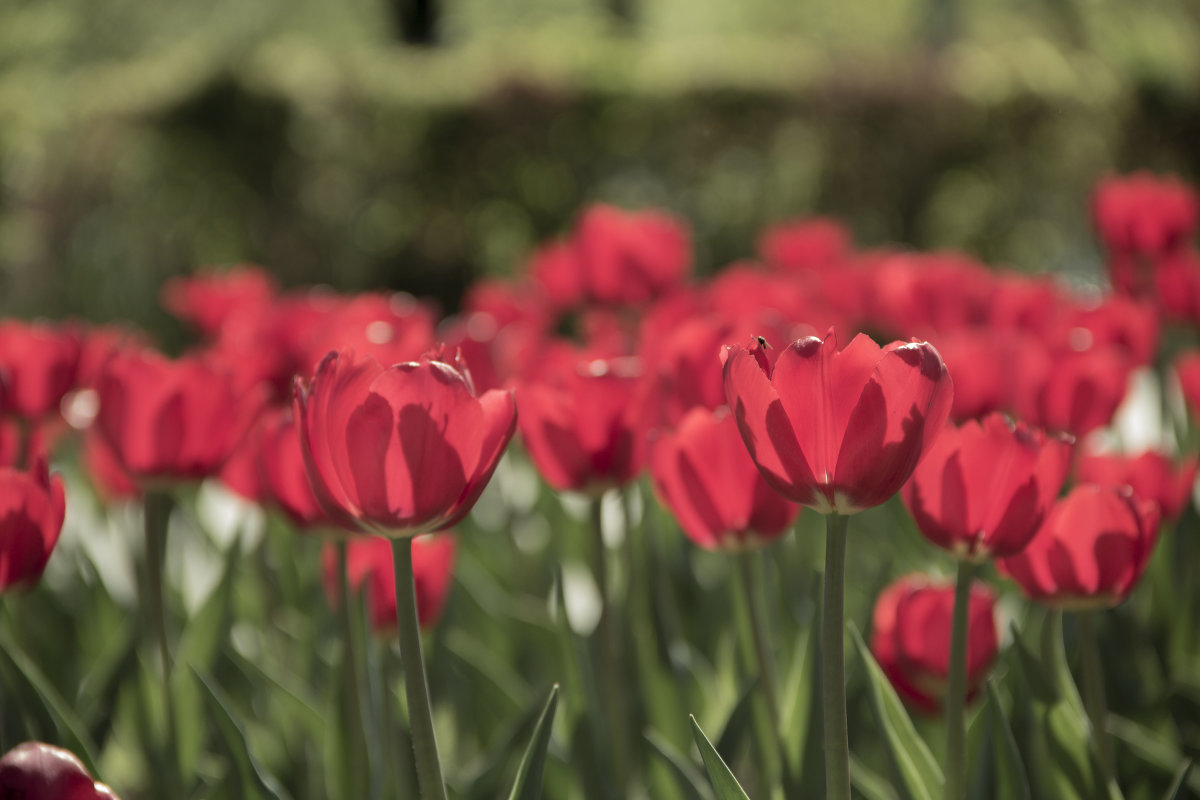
[1,0,1198,337]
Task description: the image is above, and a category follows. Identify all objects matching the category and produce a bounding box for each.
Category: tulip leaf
[177,528,242,672]
[780,623,815,778]
[690,715,752,800]
[849,753,902,800]
[715,676,758,767]
[849,623,943,800]
[1107,715,1200,796]
[194,668,292,800]
[985,680,1033,800]
[645,729,717,800]
[0,629,100,776]
[505,684,560,800]
[1163,760,1193,800]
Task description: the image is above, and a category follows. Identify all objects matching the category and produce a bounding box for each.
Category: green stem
[391,538,448,800]
[337,541,372,800]
[739,551,781,730]
[822,513,851,800]
[943,560,975,800]
[589,496,630,791]
[1078,611,1116,787]
[143,490,177,785]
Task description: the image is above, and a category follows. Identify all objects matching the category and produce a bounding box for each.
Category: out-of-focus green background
[2,0,1198,333]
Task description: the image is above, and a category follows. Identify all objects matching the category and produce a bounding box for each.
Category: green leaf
[779,624,815,778]
[1107,716,1200,796]
[715,676,758,767]
[506,684,560,800]
[646,729,716,800]
[849,754,901,800]
[985,680,1032,800]
[0,630,100,776]
[194,668,292,800]
[689,715,751,800]
[177,531,242,671]
[848,623,943,800]
[1164,760,1193,800]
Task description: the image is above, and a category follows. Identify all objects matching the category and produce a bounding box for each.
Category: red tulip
[757,217,852,273]
[516,353,652,494]
[301,292,437,375]
[530,205,691,308]
[1075,449,1197,523]
[998,484,1161,609]
[649,407,798,551]
[80,432,139,503]
[722,329,953,514]
[0,742,120,799]
[322,534,456,632]
[928,330,1014,422]
[870,575,999,714]
[1092,172,1198,296]
[1014,343,1133,438]
[903,414,1073,560]
[295,348,516,536]
[161,265,277,337]
[1059,295,1159,366]
[1177,351,1200,419]
[0,321,82,420]
[0,454,65,593]
[95,348,263,482]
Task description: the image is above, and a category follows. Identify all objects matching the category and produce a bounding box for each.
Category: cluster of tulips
[1,170,1199,799]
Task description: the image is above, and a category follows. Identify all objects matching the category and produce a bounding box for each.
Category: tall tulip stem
[1078,611,1116,786]
[943,560,975,800]
[391,537,448,800]
[822,513,851,800]
[143,490,177,783]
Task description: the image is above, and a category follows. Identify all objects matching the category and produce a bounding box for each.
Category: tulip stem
[337,541,372,800]
[822,513,851,800]
[943,560,975,800]
[143,490,177,787]
[1078,611,1116,787]
[391,537,448,800]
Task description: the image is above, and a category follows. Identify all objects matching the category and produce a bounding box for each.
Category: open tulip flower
[999,484,1161,610]
[95,347,263,482]
[0,742,120,799]
[0,453,66,593]
[903,413,1074,561]
[0,320,82,422]
[649,406,798,551]
[722,328,953,514]
[295,347,517,537]
[870,574,999,714]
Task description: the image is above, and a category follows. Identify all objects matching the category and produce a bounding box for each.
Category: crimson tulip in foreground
[903,413,1073,561]
[294,347,517,536]
[649,407,798,551]
[322,534,456,632]
[0,742,119,799]
[999,484,1161,610]
[0,454,66,593]
[722,329,953,514]
[870,574,999,714]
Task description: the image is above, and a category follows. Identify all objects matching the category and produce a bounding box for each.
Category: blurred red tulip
[516,352,652,494]
[1093,172,1198,296]
[161,265,278,337]
[722,329,952,514]
[259,406,347,531]
[1154,250,1200,322]
[903,414,1073,560]
[649,407,798,551]
[295,348,516,536]
[0,321,82,420]
[865,252,995,337]
[1014,343,1133,438]
[757,217,852,273]
[870,575,998,714]
[0,742,120,799]
[301,292,438,375]
[322,534,456,633]
[999,484,1160,609]
[1076,449,1197,523]
[1060,295,1159,366]
[0,454,66,593]
[1176,351,1200,419]
[928,330,1015,422]
[530,205,691,308]
[80,431,139,503]
[95,348,263,482]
